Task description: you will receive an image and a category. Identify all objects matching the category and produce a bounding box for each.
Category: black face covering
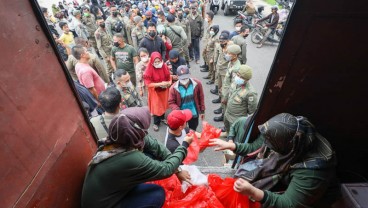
[149,31,156,38]
[178,14,183,19]
[220,43,227,48]
[100,22,105,28]
[112,11,118,17]
[113,41,120,47]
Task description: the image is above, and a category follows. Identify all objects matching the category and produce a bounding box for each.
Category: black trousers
[188,116,199,131]
[153,114,165,126]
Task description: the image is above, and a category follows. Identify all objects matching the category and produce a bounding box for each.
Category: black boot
[210,86,218,94]
[221,126,227,132]
[200,67,209,72]
[214,107,223,114]
[206,80,214,85]
[200,64,207,68]
[214,114,224,122]
[212,97,221,103]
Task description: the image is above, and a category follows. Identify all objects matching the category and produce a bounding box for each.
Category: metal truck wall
[0,1,97,207]
[249,0,368,181]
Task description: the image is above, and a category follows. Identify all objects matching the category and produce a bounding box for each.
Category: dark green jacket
[235,136,339,208]
[81,135,188,208]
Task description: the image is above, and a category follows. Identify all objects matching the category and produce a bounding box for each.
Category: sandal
[153,124,159,131]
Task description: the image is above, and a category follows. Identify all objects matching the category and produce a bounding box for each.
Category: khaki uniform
[213,43,231,92]
[231,35,247,64]
[131,26,146,50]
[204,34,219,82]
[117,85,143,109]
[95,27,114,77]
[125,20,135,46]
[165,23,187,57]
[82,14,98,49]
[105,16,127,42]
[222,59,241,113]
[202,22,213,63]
[224,82,258,132]
[177,17,191,62]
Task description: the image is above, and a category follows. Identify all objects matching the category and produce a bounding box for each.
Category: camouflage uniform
[213,42,231,94]
[105,16,128,42]
[165,23,187,57]
[131,25,146,50]
[125,20,135,46]
[82,14,98,50]
[204,34,219,82]
[95,27,114,77]
[117,85,143,109]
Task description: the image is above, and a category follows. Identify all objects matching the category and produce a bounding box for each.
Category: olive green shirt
[111,44,137,73]
[81,135,188,208]
[224,82,258,123]
[214,43,231,75]
[231,35,247,64]
[222,59,241,100]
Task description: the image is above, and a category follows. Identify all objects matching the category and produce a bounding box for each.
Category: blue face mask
[234,75,245,85]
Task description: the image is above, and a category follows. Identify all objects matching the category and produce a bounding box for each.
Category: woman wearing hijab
[210,113,339,207]
[167,49,187,82]
[81,107,193,208]
[144,52,172,131]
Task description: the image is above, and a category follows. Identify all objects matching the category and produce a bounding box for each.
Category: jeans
[189,37,200,61]
[188,116,199,131]
[118,184,165,208]
[153,114,165,125]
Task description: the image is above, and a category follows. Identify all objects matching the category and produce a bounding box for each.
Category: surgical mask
[154,62,163,68]
[122,81,133,88]
[113,41,120,47]
[224,54,232,61]
[141,57,149,62]
[234,75,245,85]
[99,22,105,28]
[235,26,241,32]
[149,31,156,38]
[205,17,209,22]
[179,78,190,85]
[209,31,215,36]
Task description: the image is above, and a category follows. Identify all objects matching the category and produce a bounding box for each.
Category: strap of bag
[99,115,109,133]
[168,26,182,39]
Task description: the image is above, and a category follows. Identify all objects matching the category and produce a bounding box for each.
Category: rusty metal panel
[0,0,97,207]
[246,0,368,180]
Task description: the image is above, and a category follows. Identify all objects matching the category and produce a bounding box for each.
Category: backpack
[113,20,124,32]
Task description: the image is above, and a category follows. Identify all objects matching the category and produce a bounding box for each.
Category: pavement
[148,1,278,169]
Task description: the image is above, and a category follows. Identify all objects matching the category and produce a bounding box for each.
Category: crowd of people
[40,1,340,208]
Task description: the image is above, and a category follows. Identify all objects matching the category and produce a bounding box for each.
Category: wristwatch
[177,166,182,173]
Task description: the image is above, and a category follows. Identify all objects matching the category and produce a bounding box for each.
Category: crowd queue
[42,0,340,207]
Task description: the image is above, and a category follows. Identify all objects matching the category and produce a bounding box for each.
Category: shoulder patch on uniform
[95,32,100,39]
[248,96,254,102]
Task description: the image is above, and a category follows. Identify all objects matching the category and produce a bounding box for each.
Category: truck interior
[0,0,367,207]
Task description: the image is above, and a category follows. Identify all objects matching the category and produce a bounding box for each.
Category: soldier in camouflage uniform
[214,44,241,122]
[200,11,214,71]
[177,9,191,65]
[231,25,249,64]
[105,5,128,43]
[202,25,219,85]
[82,7,98,51]
[131,16,146,50]
[125,12,136,46]
[95,17,114,78]
[223,65,257,133]
[114,69,143,109]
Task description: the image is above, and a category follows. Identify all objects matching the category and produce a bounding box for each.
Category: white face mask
[235,26,241,32]
[179,78,190,85]
[121,81,133,88]
[209,31,215,36]
[234,75,245,85]
[141,57,149,63]
[204,18,209,22]
[154,62,163,68]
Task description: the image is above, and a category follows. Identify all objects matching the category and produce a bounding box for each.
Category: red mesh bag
[182,130,200,164]
[198,122,222,151]
[208,174,261,208]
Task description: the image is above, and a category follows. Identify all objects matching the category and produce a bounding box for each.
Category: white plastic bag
[180,165,208,193]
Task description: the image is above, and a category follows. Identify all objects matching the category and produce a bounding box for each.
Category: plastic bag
[180,165,208,193]
[198,122,222,151]
[183,131,200,164]
[208,174,261,208]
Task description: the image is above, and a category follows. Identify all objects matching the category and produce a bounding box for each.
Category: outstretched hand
[177,170,192,185]
[208,139,236,151]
